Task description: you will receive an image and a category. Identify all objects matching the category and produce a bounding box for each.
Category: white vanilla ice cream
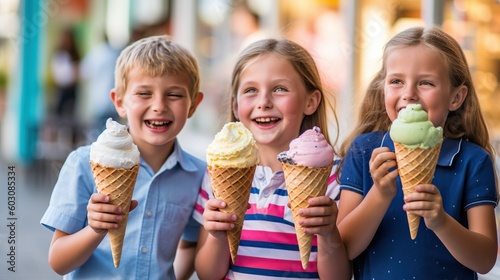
[90,118,140,169]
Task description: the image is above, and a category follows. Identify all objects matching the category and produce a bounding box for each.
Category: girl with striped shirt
[193,39,351,280]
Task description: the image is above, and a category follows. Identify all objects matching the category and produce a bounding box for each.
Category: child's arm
[404,184,498,273]
[48,193,131,275]
[174,239,197,280]
[300,196,352,279]
[194,199,232,280]
[337,147,399,259]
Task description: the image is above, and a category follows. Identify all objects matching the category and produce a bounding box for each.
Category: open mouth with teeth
[254,117,280,125]
[145,120,171,129]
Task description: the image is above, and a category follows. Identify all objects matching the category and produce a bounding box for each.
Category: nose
[257,91,273,110]
[152,95,167,112]
[402,84,418,101]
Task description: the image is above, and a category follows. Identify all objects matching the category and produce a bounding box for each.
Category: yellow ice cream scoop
[206,122,259,168]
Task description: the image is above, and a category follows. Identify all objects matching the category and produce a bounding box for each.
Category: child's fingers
[87,198,122,214]
[205,198,227,211]
[88,210,123,224]
[129,200,139,211]
[204,210,236,223]
[88,219,119,232]
[404,184,440,203]
[307,196,334,207]
[87,210,123,233]
[89,193,110,203]
[299,197,335,216]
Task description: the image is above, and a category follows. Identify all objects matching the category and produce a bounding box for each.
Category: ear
[448,84,468,111]
[110,89,127,118]
[188,92,204,118]
[304,90,321,115]
[232,97,240,120]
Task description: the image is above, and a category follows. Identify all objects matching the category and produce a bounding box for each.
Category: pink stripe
[241,230,298,244]
[195,203,204,215]
[199,188,209,200]
[328,173,337,185]
[240,230,318,246]
[234,255,317,272]
[247,203,284,217]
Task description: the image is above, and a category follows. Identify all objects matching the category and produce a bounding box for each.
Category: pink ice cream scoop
[278,126,334,168]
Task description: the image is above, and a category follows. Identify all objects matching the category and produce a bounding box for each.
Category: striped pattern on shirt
[193,161,340,280]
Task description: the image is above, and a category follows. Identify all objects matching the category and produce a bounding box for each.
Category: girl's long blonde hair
[229,39,338,148]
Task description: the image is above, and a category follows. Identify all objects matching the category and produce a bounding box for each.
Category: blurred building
[0,0,499,164]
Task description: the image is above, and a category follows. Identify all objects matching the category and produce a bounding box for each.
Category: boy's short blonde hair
[114,35,200,100]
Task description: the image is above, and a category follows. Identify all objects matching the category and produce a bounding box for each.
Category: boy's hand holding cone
[278,126,334,269]
[206,122,259,264]
[390,104,443,240]
[89,118,140,267]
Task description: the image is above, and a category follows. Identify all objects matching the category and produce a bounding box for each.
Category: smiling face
[384,45,467,128]
[112,67,202,154]
[233,53,320,152]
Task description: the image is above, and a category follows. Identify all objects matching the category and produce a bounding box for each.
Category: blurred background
[0,0,499,279]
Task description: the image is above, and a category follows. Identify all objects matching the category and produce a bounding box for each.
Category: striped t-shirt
[193,162,340,279]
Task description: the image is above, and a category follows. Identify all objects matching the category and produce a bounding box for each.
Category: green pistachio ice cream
[390,104,443,149]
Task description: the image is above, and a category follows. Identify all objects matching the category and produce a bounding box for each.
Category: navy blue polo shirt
[340,131,497,280]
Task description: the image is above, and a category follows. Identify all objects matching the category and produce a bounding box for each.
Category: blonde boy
[41,35,205,279]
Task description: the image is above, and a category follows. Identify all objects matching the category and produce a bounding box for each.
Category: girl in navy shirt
[337,26,498,279]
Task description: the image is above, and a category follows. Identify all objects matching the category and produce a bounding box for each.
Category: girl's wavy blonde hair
[229,39,338,148]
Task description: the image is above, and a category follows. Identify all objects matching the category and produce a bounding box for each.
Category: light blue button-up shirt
[41,140,206,279]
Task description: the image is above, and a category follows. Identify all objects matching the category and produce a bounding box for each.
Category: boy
[40,35,205,279]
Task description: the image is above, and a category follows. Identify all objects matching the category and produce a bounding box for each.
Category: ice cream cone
[393,141,442,240]
[282,163,333,269]
[90,161,139,268]
[208,165,256,264]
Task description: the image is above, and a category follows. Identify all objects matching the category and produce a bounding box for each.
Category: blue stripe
[239,240,297,251]
[232,266,319,278]
[274,189,288,196]
[250,187,259,194]
[245,214,295,226]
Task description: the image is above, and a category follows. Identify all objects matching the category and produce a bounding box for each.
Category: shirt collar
[381,132,461,167]
[140,139,200,174]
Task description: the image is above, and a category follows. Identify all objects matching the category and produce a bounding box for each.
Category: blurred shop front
[0,0,499,165]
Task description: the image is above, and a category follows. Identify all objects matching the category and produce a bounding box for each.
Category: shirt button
[146,210,153,217]
[262,190,270,198]
[256,172,264,180]
[141,246,148,253]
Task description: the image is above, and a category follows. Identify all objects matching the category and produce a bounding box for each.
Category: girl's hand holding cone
[296,196,338,236]
[202,198,237,240]
[368,147,398,198]
[403,183,446,232]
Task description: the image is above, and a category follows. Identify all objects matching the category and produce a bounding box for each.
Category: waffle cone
[282,163,333,269]
[207,165,256,263]
[393,142,441,239]
[90,161,139,268]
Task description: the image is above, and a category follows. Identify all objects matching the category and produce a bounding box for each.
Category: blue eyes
[388,80,435,86]
[242,86,288,94]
